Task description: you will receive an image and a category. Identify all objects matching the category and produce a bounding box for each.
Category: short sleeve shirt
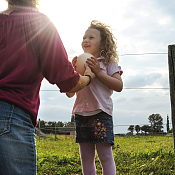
[72,57,122,116]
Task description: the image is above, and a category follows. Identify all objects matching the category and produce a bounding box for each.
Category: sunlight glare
[38,0,131,60]
[0,1,8,11]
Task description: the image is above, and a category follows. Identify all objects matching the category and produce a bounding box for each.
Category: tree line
[36,115,75,134]
[36,113,172,135]
[127,114,172,135]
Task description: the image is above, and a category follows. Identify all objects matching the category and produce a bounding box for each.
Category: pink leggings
[79,143,116,175]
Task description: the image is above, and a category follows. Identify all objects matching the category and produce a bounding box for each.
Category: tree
[148,114,163,133]
[141,125,151,134]
[64,121,74,127]
[37,120,46,129]
[167,115,170,133]
[71,115,75,122]
[128,125,134,135]
[56,121,64,127]
[36,120,65,134]
[135,125,141,135]
[47,121,55,127]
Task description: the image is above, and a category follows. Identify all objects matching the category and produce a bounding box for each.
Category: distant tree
[64,121,74,127]
[167,115,170,133]
[56,121,64,127]
[37,120,64,134]
[71,115,75,122]
[141,125,151,134]
[37,120,46,129]
[148,114,163,133]
[128,125,134,135]
[135,125,141,135]
[169,128,173,133]
[47,121,55,127]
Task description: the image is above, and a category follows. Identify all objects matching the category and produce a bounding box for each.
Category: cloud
[124,71,165,88]
[130,96,145,102]
[119,0,175,54]
[113,95,127,103]
[66,48,80,58]
[153,0,175,17]
[48,97,57,100]
[38,103,73,122]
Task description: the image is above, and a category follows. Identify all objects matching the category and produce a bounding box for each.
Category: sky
[1,0,175,134]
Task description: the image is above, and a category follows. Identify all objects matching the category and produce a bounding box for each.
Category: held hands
[86,57,101,76]
[72,56,95,79]
[66,56,98,95]
[84,65,95,79]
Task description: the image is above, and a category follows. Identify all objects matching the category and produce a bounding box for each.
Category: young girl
[66,20,123,175]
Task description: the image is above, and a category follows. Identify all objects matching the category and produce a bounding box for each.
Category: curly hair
[5,0,39,7]
[88,20,119,65]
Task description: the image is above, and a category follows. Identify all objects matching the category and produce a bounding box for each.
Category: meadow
[36,135,175,175]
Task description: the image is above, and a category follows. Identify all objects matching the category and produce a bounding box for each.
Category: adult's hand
[72,56,77,69]
[84,65,95,79]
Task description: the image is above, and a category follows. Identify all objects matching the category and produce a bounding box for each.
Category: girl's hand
[72,56,77,69]
[86,57,101,76]
[84,65,96,79]
[66,92,75,98]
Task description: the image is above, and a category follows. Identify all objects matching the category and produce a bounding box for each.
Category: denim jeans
[0,100,36,175]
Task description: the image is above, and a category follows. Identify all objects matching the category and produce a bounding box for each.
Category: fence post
[168,45,175,151]
[39,118,41,142]
[55,122,57,140]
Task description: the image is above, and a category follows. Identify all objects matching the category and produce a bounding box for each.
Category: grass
[36,135,175,175]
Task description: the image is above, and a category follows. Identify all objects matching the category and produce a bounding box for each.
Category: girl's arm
[86,57,123,92]
[95,71,123,92]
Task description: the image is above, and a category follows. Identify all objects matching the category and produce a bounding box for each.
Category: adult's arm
[37,14,89,92]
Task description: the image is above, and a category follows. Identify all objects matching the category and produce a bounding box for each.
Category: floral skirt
[75,111,114,146]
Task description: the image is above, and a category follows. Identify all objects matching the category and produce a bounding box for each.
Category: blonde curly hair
[89,20,119,65]
[5,0,39,7]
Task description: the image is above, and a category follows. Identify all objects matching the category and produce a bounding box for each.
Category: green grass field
[36,135,175,175]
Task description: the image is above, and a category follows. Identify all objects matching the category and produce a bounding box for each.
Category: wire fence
[37,51,172,140]
[36,119,172,142]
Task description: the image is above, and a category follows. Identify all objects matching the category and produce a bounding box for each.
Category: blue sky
[1,0,175,133]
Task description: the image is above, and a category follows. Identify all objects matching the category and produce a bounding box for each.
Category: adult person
[0,0,94,174]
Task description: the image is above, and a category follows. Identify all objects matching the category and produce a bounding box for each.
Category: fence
[36,118,172,142]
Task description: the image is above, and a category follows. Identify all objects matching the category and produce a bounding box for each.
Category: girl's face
[81,28,101,58]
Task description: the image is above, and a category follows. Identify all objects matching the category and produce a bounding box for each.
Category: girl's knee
[98,152,113,163]
[96,143,113,163]
[81,153,94,162]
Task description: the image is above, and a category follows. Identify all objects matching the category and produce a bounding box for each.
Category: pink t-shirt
[0,9,79,126]
[72,57,123,117]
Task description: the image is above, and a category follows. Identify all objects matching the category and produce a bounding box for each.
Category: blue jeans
[0,100,36,175]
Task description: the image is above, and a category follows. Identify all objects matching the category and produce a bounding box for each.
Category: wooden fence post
[39,118,41,142]
[55,122,57,140]
[168,45,175,151]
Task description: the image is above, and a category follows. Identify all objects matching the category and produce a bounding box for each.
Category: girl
[66,20,123,175]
